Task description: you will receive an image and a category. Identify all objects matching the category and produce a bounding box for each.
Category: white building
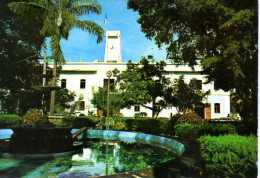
[58,31,230,119]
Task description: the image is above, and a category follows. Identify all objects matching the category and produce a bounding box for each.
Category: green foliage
[128,0,257,120]
[174,122,237,139]
[62,116,98,128]
[91,87,123,117]
[134,112,147,118]
[233,118,257,135]
[96,117,126,131]
[0,114,22,127]
[9,0,104,65]
[125,118,168,135]
[198,123,237,136]
[199,135,257,178]
[118,56,171,118]
[174,123,199,139]
[0,0,45,114]
[54,88,75,114]
[167,76,207,115]
[9,0,104,114]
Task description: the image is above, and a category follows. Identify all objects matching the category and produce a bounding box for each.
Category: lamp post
[42,42,48,118]
[42,57,47,117]
[106,70,112,130]
[105,70,113,175]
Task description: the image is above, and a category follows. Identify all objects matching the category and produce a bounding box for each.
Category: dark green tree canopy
[128,0,257,118]
[0,0,45,114]
[167,76,207,114]
[0,0,44,92]
[118,56,171,118]
[91,87,123,117]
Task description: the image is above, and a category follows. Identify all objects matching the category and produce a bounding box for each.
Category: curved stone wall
[87,129,185,156]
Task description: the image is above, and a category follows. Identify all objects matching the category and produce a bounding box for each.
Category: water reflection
[0,140,175,177]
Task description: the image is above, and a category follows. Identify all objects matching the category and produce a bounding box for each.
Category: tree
[50,88,75,114]
[167,76,207,115]
[91,87,123,117]
[0,0,45,114]
[118,56,171,118]
[9,0,104,115]
[128,0,257,119]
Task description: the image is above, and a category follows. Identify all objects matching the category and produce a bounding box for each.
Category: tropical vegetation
[0,0,45,114]
[199,135,257,178]
[117,56,172,118]
[128,0,257,122]
[9,0,104,114]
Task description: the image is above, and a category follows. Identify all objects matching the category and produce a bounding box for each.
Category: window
[214,103,220,113]
[190,79,202,90]
[103,79,115,90]
[80,79,86,89]
[134,105,140,112]
[61,79,66,88]
[79,101,85,111]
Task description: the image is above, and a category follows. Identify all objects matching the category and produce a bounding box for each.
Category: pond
[0,129,179,178]
[0,140,176,178]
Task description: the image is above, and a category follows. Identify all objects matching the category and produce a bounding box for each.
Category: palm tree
[9,0,104,115]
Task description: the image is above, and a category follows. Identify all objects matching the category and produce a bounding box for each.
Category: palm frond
[70,0,102,16]
[8,1,47,13]
[75,20,104,43]
[60,10,78,39]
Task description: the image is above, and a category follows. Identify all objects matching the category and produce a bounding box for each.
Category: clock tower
[104,31,121,63]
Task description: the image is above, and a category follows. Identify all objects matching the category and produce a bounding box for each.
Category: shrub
[165,116,179,136]
[234,117,257,135]
[174,122,237,139]
[199,135,257,178]
[174,123,199,138]
[198,122,237,136]
[134,112,147,118]
[125,118,168,135]
[96,117,126,130]
[23,109,52,126]
[0,114,22,127]
[63,116,98,128]
[23,109,45,126]
[177,112,203,123]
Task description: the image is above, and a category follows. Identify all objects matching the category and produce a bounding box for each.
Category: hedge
[199,135,257,178]
[198,122,237,136]
[0,114,22,128]
[62,116,98,128]
[62,116,170,135]
[174,122,237,138]
[174,123,199,138]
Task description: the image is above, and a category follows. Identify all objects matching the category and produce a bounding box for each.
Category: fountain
[0,69,186,177]
[9,58,75,154]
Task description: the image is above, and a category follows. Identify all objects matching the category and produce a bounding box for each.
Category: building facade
[58,31,230,119]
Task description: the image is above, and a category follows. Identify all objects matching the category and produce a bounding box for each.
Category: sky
[60,0,167,62]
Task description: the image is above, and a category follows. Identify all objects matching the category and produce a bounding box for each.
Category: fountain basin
[0,129,185,177]
[10,127,74,154]
[87,129,185,156]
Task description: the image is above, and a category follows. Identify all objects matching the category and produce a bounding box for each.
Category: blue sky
[60,0,167,62]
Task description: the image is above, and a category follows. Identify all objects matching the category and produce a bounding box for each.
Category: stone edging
[87,129,185,156]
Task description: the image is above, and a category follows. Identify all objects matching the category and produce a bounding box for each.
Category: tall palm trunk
[49,59,57,115]
[49,34,62,115]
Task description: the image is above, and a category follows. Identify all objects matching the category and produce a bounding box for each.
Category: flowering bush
[23,109,44,126]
